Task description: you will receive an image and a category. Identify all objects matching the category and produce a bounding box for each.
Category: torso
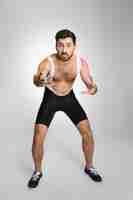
[46,53,80,96]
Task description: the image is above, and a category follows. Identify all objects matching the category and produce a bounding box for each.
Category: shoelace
[32,173,41,181]
[89,167,99,175]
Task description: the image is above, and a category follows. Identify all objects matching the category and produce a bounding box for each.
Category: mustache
[61,53,68,56]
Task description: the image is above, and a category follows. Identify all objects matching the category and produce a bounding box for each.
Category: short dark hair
[55,29,76,45]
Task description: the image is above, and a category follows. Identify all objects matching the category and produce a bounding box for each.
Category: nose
[63,47,67,53]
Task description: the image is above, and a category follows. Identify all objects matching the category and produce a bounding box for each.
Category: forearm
[83,76,98,95]
[33,72,52,87]
[33,57,51,87]
[83,76,94,89]
[33,74,45,87]
[80,58,98,95]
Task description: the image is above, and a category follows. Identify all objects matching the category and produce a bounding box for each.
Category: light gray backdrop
[0,0,132,199]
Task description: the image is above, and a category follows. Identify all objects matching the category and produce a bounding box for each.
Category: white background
[0,0,132,199]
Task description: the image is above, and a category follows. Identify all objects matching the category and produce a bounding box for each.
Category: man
[28,29,103,188]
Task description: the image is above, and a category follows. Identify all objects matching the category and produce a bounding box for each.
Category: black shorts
[35,87,88,127]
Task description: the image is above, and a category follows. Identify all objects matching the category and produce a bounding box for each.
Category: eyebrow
[58,42,72,45]
[57,40,73,47]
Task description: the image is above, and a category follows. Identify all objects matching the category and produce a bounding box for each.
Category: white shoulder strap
[47,56,55,77]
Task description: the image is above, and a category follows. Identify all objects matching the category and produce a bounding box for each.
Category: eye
[67,43,72,47]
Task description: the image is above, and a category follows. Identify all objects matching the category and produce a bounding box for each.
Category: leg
[59,91,102,182]
[77,119,102,182]
[28,87,58,188]
[32,123,48,173]
[63,91,95,169]
[77,119,95,169]
[32,90,56,173]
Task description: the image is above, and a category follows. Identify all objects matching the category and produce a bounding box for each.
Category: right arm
[33,57,50,87]
[80,57,98,95]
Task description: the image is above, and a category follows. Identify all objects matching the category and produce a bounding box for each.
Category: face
[56,37,76,61]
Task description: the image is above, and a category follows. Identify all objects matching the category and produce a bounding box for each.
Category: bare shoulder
[38,56,49,68]
[35,56,51,76]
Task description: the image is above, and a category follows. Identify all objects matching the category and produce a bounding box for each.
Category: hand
[38,71,53,86]
[89,84,98,95]
[33,74,45,87]
[81,84,98,95]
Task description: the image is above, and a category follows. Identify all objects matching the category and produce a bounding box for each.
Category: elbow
[33,75,39,87]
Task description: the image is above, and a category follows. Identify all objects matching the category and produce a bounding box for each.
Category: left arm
[80,57,98,95]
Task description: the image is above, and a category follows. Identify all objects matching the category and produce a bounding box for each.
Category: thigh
[63,93,88,127]
[35,97,56,128]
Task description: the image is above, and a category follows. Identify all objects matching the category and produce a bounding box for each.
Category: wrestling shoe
[27,171,43,188]
[84,166,102,182]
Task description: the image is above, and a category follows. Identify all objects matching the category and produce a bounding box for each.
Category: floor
[0,89,132,200]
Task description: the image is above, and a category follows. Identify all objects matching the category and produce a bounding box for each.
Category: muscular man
[28,29,103,188]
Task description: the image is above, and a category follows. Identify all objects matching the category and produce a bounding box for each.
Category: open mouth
[62,54,68,56]
[62,54,69,59]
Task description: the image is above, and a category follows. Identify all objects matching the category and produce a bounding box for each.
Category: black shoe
[84,166,103,182]
[27,171,43,188]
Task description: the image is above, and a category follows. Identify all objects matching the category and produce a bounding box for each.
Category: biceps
[35,59,49,77]
[36,65,47,77]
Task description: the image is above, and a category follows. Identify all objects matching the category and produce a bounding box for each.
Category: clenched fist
[33,71,53,87]
[81,77,98,95]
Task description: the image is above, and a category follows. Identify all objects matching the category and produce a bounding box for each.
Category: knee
[32,124,48,146]
[82,132,89,141]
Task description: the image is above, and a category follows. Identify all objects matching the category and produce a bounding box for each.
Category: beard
[58,52,73,62]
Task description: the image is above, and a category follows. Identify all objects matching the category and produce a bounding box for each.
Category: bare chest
[53,63,77,82]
